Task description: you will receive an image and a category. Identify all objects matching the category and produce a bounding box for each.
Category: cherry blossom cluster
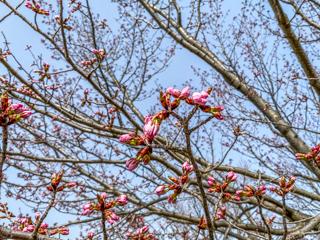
[120,110,169,171]
[215,206,227,220]
[25,0,49,15]
[119,86,224,171]
[296,145,320,166]
[34,63,51,81]
[0,93,32,126]
[127,226,157,240]
[207,171,240,202]
[55,15,73,31]
[198,206,227,226]
[161,87,224,119]
[46,170,77,192]
[81,49,106,67]
[236,185,266,198]
[82,193,128,224]
[155,161,194,203]
[12,214,69,236]
[269,176,296,196]
[69,0,82,13]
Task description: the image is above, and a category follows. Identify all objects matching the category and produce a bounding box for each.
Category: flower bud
[182,161,194,174]
[226,171,237,182]
[143,116,160,143]
[192,91,209,106]
[87,232,95,239]
[155,185,166,196]
[166,87,181,98]
[180,87,190,99]
[126,158,139,171]
[207,176,216,186]
[116,195,128,206]
[215,206,226,220]
[119,133,144,146]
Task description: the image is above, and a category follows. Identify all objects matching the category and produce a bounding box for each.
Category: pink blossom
[119,133,144,146]
[106,212,120,224]
[216,206,226,220]
[192,91,209,106]
[168,194,177,204]
[136,225,149,234]
[116,195,128,205]
[180,87,190,99]
[166,86,190,99]
[126,158,139,171]
[226,171,237,182]
[233,195,241,201]
[119,133,134,143]
[65,182,77,188]
[58,226,69,235]
[182,161,194,173]
[91,49,105,58]
[143,116,160,142]
[208,176,216,186]
[155,185,166,195]
[18,217,29,224]
[40,223,48,229]
[258,185,267,194]
[87,232,95,239]
[82,203,93,215]
[25,0,49,15]
[22,225,35,232]
[100,192,107,199]
[235,190,243,196]
[166,87,181,98]
[6,103,32,123]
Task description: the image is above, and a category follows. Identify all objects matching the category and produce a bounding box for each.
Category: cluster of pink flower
[34,63,51,81]
[236,185,266,198]
[55,15,73,31]
[296,145,320,166]
[46,170,77,192]
[215,206,227,220]
[13,214,69,236]
[155,161,194,203]
[208,171,239,202]
[204,172,296,224]
[82,193,128,224]
[120,110,169,171]
[127,226,157,240]
[269,176,296,196]
[206,171,239,221]
[119,86,223,171]
[25,0,49,15]
[0,93,32,126]
[161,87,224,119]
[81,49,106,67]
[69,0,82,13]
[198,205,227,228]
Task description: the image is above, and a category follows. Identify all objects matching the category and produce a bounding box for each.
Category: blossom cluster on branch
[119,86,224,171]
[82,192,128,224]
